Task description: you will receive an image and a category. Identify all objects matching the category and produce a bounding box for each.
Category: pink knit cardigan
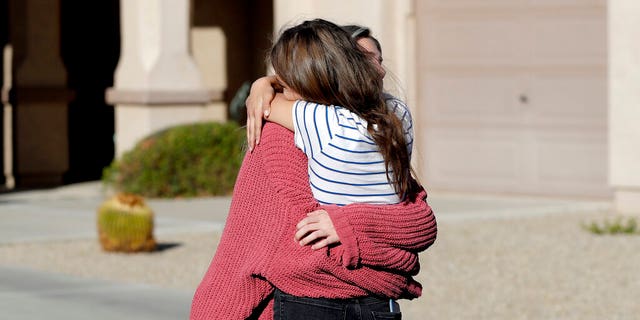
[190,123,437,319]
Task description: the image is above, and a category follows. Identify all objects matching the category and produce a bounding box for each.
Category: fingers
[306,210,323,217]
[253,100,265,146]
[262,93,271,117]
[310,239,330,250]
[245,96,256,151]
[245,98,265,151]
[297,229,326,247]
[294,221,316,241]
[296,214,319,230]
[295,228,339,250]
[254,92,272,144]
[310,235,339,250]
[295,210,339,249]
[246,116,255,151]
[246,76,277,151]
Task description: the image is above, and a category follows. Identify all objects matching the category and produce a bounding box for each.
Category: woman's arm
[322,191,437,271]
[292,189,437,273]
[245,75,278,151]
[328,188,435,251]
[258,124,436,273]
[245,76,298,149]
[263,93,295,130]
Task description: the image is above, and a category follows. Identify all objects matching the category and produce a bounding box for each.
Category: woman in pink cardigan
[190,123,436,320]
[190,21,437,320]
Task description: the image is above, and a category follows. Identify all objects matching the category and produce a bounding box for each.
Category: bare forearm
[264,93,295,131]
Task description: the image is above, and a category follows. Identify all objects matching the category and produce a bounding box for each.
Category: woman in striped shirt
[251,21,416,203]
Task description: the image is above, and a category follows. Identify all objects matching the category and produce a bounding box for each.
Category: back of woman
[267,19,419,206]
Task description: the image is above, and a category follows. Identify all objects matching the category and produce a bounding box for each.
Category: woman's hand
[295,210,340,250]
[245,76,277,151]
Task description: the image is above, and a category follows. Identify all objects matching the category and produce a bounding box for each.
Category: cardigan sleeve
[323,188,437,271]
[259,123,434,273]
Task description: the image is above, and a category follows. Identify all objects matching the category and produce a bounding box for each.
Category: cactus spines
[97,193,156,252]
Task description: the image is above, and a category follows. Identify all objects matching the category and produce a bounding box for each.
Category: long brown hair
[270,19,417,199]
[342,25,382,55]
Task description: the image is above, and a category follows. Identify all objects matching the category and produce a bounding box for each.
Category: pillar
[1,0,9,188]
[8,0,71,187]
[106,0,210,157]
[609,0,640,214]
[2,45,13,189]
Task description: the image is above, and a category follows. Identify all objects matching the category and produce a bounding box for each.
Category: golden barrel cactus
[97,193,156,252]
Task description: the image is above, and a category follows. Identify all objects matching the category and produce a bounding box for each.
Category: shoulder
[294,101,352,129]
[384,94,412,121]
[253,122,307,168]
[384,93,409,112]
[262,121,293,136]
[293,100,333,115]
[259,122,295,148]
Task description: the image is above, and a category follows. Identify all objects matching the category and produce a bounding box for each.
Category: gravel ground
[1,211,638,319]
[404,211,640,320]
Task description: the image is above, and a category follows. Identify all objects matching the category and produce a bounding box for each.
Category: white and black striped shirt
[292,96,413,206]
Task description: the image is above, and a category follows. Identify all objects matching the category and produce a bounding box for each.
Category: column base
[16,172,65,188]
[613,188,640,215]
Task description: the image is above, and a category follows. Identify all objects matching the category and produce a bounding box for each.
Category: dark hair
[270,19,415,199]
[342,25,382,56]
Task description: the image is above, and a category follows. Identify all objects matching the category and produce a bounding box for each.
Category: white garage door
[415,0,610,198]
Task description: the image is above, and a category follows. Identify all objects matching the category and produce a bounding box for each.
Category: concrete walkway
[0,182,620,319]
[0,182,232,320]
[0,266,191,320]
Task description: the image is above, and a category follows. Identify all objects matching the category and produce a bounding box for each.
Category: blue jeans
[273,289,401,320]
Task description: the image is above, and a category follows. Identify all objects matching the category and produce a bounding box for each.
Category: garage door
[415,0,610,198]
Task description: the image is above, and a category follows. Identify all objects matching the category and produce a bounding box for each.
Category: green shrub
[582,216,639,235]
[103,122,245,198]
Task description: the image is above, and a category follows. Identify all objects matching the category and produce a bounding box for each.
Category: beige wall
[273,0,415,104]
[414,1,609,198]
[609,0,640,213]
[271,0,640,201]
